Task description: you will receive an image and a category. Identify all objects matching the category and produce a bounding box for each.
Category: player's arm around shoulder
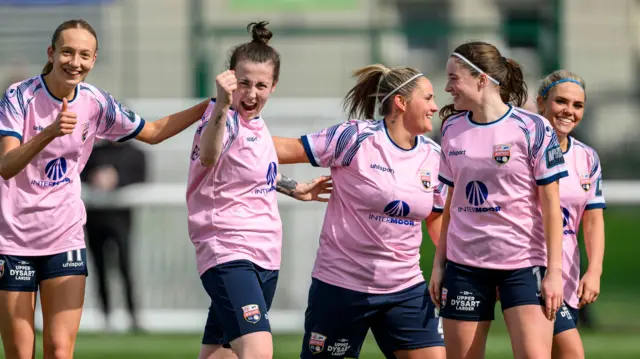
[134,99,210,145]
[272,136,308,164]
[274,173,332,202]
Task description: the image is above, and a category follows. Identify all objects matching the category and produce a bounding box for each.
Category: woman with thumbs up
[0,19,213,359]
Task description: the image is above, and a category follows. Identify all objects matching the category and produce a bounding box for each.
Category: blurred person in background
[0,18,215,359]
[273,64,446,359]
[536,70,606,359]
[430,41,567,359]
[80,140,147,333]
[187,21,332,359]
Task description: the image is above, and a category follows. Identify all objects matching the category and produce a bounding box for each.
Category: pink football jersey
[301,119,446,294]
[439,106,568,270]
[559,136,605,308]
[0,75,145,256]
[186,100,282,275]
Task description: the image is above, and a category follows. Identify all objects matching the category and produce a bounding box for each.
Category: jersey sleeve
[96,91,146,142]
[437,150,454,187]
[433,182,448,213]
[300,120,369,168]
[585,148,606,210]
[0,85,25,141]
[531,120,568,185]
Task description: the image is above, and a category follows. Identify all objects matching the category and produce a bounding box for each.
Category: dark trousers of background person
[86,209,140,331]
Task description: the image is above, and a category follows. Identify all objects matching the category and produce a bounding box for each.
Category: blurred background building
[0,0,638,352]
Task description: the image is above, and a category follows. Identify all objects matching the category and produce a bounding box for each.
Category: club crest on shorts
[580,173,590,192]
[309,332,326,354]
[241,304,261,324]
[420,169,432,190]
[493,144,511,165]
[0,259,4,279]
[441,288,448,308]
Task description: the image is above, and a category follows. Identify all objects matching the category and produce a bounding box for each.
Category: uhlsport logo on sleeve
[254,161,278,195]
[309,332,326,354]
[420,169,432,190]
[493,144,511,165]
[241,304,261,324]
[458,181,501,213]
[579,173,590,192]
[31,157,71,187]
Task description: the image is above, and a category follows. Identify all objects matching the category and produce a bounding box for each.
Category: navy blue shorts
[0,249,88,292]
[440,261,546,321]
[301,279,443,359]
[200,259,279,346]
[554,302,578,335]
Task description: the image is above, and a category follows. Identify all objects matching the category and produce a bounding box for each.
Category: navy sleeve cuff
[438,175,454,187]
[300,135,319,167]
[0,130,22,142]
[585,203,607,211]
[536,170,569,186]
[117,119,146,143]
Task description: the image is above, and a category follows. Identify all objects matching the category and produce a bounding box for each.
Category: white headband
[380,73,424,105]
[451,52,500,85]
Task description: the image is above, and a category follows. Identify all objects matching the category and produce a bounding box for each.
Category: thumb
[577,280,584,299]
[62,97,68,112]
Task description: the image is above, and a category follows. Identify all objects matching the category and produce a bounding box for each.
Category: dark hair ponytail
[501,58,527,107]
[342,64,422,120]
[249,21,273,45]
[228,21,281,82]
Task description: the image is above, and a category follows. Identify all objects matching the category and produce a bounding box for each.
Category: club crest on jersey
[420,169,432,190]
[493,144,511,165]
[580,173,591,192]
[309,332,326,354]
[0,259,4,279]
[241,304,261,324]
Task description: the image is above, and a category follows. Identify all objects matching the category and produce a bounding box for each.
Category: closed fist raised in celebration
[215,70,237,105]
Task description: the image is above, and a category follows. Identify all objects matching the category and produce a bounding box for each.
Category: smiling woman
[536,70,605,359]
[0,18,215,359]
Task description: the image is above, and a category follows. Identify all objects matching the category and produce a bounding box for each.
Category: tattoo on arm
[276,174,299,198]
[213,111,225,126]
